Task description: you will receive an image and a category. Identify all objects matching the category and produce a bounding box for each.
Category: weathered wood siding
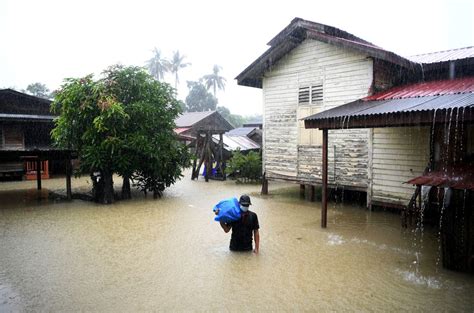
[371,127,430,206]
[262,39,372,189]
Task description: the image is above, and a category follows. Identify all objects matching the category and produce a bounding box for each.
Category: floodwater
[1,174,473,312]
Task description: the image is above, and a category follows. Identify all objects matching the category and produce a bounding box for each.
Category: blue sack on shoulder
[213,197,241,223]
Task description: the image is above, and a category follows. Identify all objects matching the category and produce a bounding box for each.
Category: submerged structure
[237,18,473,272]
[0,89,75,196]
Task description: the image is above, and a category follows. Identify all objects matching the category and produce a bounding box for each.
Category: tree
[201,65,226,97]
[217,106,244,128]
[185,81,217,112]
[145,47,170,81]
[26,82,50,99]
[51,65,190,203]
[169,50,191,89]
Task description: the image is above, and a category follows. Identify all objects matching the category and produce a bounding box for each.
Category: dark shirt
[229,211,259,251]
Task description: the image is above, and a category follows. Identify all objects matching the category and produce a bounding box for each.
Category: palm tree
[146,48,169,81]
[202,65,226,97]
[169,50,191,89]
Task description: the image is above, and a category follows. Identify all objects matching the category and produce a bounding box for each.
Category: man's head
[239,194,251,212]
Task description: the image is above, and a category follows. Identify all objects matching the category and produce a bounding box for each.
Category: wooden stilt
[36,158,42,190]
[300,184,305,198]
[66,156,72,200]
[261,172,268,195]
[322,129,328,228]
[309,185,315,202]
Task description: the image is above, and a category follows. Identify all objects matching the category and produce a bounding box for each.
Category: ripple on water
[327,233,345,246]
[395,269,442,289]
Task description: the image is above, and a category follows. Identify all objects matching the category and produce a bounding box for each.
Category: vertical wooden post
[261,172,268,195]
[322,129,328,228]
[309,185,315,202]
[36,158,42,190]
[300,184,305,198]
[66,156,72,200]
[219,133,226,180]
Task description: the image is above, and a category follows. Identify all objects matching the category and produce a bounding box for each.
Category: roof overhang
[305,93,474,130]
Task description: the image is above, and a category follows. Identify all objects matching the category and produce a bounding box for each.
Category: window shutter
[298,87,310,104]
[311,84,323,103]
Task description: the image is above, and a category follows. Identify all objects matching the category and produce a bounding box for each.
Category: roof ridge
[409,46,474,57]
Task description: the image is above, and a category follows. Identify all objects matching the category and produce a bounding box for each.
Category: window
[298,84,323,105]
[298,106,323,146]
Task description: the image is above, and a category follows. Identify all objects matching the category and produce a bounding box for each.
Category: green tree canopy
[217,106,244,128]
[185,81,217,112]
[26,82,51,99]
[201,65,226,97]
[51,65,190,203]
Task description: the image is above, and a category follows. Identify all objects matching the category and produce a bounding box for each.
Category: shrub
[226,150,262,183]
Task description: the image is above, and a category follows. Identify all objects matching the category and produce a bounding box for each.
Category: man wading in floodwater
[220,195,260,254]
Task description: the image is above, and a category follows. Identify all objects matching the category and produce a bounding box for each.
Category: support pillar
[322,129,328,228]
[300,184,305,198]
[261,172,268,195]
[36,158,42,190]
[66,156,72,200]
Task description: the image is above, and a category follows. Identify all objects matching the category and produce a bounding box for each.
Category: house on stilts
[0,89,76,197]
[236,18,473,272]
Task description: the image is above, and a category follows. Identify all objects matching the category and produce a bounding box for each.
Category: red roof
[364,77,474,101]
[406,165,474,190]
[174,127,190,134]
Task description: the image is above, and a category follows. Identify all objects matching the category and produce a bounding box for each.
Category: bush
[226,150,262,183]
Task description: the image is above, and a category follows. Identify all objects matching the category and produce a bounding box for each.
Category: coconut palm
[146,48,169,81]
[169,50,191,89]
[202,65,226,97]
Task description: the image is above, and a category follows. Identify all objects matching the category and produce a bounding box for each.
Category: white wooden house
[236,18,421,207]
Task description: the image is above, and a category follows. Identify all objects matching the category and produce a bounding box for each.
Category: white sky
[0,0,472,116]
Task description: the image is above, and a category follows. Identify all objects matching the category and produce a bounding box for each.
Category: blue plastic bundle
[213,197,241,223]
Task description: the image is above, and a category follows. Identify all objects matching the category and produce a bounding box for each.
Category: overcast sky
[0,0,472,116]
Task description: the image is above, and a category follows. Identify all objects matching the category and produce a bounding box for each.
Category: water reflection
[0,175,473,311]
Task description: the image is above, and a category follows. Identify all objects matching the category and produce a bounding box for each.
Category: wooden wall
[262,39,372,190]
[371,127,430,206]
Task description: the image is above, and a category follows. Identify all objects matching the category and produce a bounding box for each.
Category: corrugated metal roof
[407,46,474,63]
[227,127,256,137]
[322,78,474,118]
[306,92,474,121]
[174,111,215,127]
[365,77,474,101]
[213,134,260,151]
[406,167,474,190]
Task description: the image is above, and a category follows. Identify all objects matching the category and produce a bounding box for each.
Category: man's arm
[220,221,231,233]
[253,229,260,254]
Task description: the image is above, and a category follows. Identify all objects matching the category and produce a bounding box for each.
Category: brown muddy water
[0,173,473,312]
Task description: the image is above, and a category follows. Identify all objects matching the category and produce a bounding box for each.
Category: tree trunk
[122,175,131,200]
[91,170,114,204]
[102,169,114,204]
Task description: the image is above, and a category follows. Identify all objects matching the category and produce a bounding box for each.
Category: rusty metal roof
[407,46,474,63]
[407,167,474,190]
[365,77,474,101]
[305,78,474,129]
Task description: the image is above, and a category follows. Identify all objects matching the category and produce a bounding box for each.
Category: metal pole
[322,129,328,228]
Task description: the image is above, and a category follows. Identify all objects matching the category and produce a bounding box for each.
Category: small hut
[174,111,233,181]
